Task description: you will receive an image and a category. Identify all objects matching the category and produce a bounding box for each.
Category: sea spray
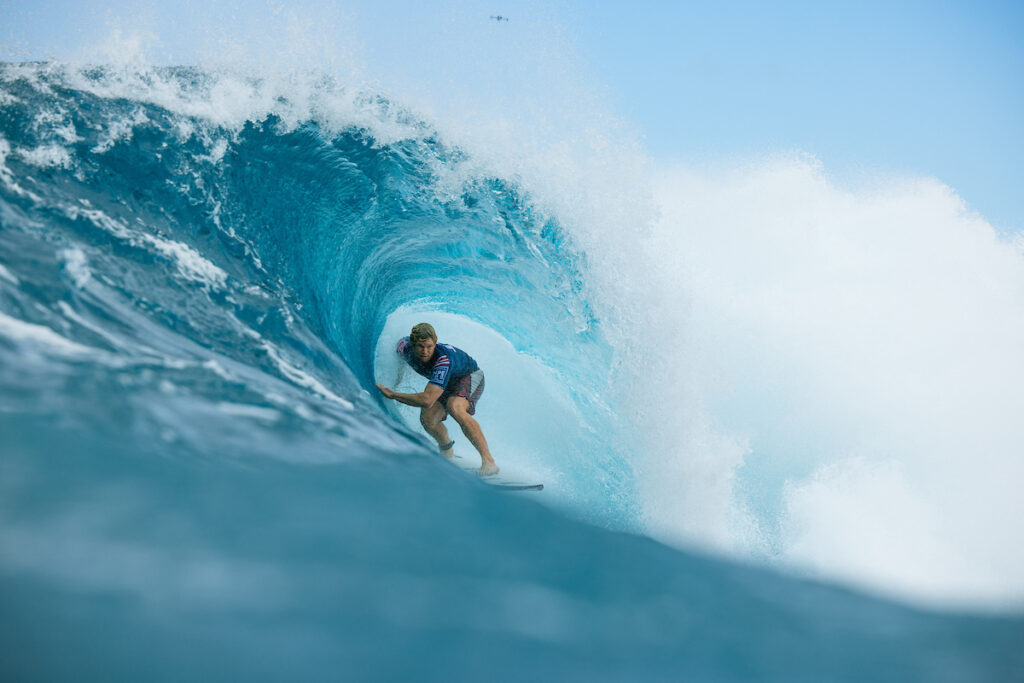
[631,157,1024,608]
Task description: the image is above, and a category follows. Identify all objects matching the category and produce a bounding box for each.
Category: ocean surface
[1,61,1022,681]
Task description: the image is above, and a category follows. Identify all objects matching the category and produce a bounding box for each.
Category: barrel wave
[1,62,1021,681]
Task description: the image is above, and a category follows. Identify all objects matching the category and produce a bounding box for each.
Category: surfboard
[450,453,544,492]
[489,482,544,491]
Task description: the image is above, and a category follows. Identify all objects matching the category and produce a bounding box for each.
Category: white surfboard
[450,453,544,491]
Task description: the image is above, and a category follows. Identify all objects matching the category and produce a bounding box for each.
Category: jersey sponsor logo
[431,364,450,386]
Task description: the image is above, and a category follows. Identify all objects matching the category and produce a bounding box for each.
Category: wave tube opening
[374,307,637,526]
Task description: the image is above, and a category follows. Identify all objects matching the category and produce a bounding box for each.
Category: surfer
[377,323,500,477]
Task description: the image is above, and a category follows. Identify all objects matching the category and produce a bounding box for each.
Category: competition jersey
[397,337,480,390]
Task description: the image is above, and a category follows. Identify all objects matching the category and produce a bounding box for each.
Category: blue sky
[563,1,1024,233]
[2,0,1022,232]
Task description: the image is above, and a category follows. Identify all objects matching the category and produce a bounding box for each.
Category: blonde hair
[410,322,437,343]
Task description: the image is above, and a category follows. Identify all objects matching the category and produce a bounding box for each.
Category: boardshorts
[439,369,485,419]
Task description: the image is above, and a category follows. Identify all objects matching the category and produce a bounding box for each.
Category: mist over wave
[631,158,1024,608]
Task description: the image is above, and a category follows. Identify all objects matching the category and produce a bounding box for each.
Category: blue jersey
[397,337,480,390]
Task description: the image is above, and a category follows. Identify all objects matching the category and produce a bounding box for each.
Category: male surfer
[376,323,500,477]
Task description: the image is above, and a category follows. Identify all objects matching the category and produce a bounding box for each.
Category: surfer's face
[412,338,436,363]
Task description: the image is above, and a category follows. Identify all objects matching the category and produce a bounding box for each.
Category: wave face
[1,62,1022,681]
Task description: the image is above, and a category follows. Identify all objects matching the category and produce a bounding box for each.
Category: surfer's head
[410,323,438,363]
[410,322,437,344]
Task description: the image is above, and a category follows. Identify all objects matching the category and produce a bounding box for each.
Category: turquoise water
[0,62,1021,681]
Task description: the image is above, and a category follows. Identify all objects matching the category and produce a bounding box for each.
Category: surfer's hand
[376,384,395,399]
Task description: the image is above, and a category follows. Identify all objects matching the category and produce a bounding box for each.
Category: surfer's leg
[446,397,498,476]
[420,401,454,458]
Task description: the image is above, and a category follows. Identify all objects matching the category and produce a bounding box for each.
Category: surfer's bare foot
[477,461,499,477]
[439,441,454,459]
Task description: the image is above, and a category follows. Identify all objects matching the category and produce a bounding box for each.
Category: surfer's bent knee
[446,401,473,425]
[420,403,445,427]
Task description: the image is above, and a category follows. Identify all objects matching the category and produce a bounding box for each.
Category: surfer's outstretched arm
[376,382,443,409]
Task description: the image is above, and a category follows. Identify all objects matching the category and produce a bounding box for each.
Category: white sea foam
[59,247,91,288]
[147,235,228,289]
[260,340,354,411]
[0,136,41,200]
[61,205,228,289]
[0,263,19,285]
[91,107,150,154]
[17,144,74,169]
[32,107,81,145]
[627,157,1024,610]
[201,359,234,382]
[0,309,99,357]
